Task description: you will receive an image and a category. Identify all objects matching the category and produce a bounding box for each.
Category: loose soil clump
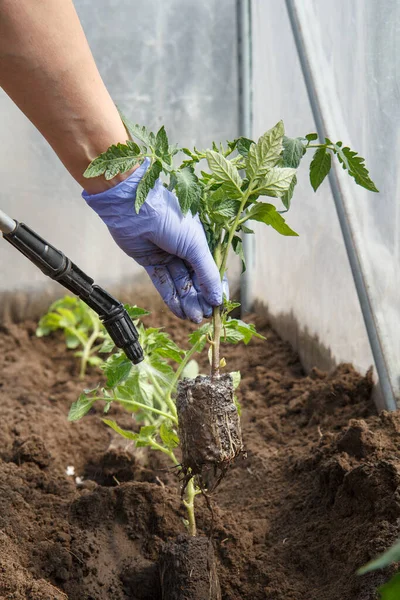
[0,298,399,600]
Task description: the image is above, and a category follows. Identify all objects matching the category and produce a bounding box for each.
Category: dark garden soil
[0,294,399,600]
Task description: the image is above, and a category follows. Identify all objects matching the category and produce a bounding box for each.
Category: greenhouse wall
[248,0,399,407]
[0,0,240,319]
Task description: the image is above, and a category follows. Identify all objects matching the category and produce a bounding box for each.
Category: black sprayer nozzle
[3,221,144,365]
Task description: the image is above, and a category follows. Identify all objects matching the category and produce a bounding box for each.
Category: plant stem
[183,477,197,536]
[79,319,101,379]
[211,244,223,378]
[113,396,178,424]
[168,336,205,394]
[150,440,179,465]
[146,369,178,419]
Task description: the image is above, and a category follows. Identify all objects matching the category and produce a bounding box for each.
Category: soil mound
[0,306,399,599]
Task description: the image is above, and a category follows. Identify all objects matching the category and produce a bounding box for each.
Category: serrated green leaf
[155,126,169,158]
[102,418,137,440]
[65,331,80,349]
[254,167,296,198]
[136,425,158,447]
[189,323,212,351]
[310,147,332,191]
[175,167,202,215]
[282,136,306,168]
[230,371,241,389]
[305,133,318,142]
[232,235,246,273]
[334,145,379,192]
[236,137,254,157]
[246,203,298,236]
[124,305,150,320]
[99,338,115,353]
[83,143,140,180]
[223,297,241,314]
[358,539,400,574]
[378,573,400,600]
[212,198,241,220]
[68,393,96,421]
[135,161,162,213]
[103,354,132,388]
[119,111,156,148]
[247,121,285,180]
[240,224,254,234]
[206,150,242,195]
[159,421,180,449]
[223,318,265,345]
[281,174,297,211]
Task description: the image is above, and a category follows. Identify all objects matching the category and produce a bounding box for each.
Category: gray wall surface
[0,0,240,317]
[249,0,399,404]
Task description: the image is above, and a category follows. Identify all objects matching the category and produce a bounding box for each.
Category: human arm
[0,0,135,193]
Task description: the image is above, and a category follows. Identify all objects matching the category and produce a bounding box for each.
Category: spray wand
[0,209,143,365]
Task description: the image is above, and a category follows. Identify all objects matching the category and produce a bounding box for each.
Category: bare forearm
[0,0,136,192]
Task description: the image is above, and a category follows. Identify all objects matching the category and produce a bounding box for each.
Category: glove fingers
[167,258,203,324]
[144,265,185,320]
[184,236,223,307]
[192,271,213,318]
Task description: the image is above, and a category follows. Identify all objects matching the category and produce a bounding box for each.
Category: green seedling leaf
[136,425,158,447]
[378,573,400,600]
[83,142,140,180]
[358,539,400,574]
[230,371,241,389]
[65,330,80,349]
[282,136,306,168]
[223,318,265,345]
[212,198,241,220]
[99,338,115,353]
[236,137,254,157]
[305,133,318,142]
[181,359,200,380]
[155,126,169,158]
[102,419,137,440]
[234,395,242,416]
[189,323,212,351]
[87,356,104,367]
[247,120,285,180]
[232,235,246,273]
[175,167,202,215]
[310,147,331,191]
[334,145,379,192]
[135,160,162,212]
[124,305,150,320]
[223,297,241,313]
[254,167,297,198]
[281,174,297,211]
[160,421,180,449]
[119,110,156,148]
[103,354,132,388]
[68,393,96,421]
[206,150,243,196]
[246,203,298,236]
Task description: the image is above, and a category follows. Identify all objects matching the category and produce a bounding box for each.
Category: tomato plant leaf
[118,110,156,148]
[155,126,169,158]
[334,145,379,192]
[175,167,202,215]
[232,235,246,273]
[102,419,138,440]
[358,539,400,574]
[83,142,141,180]
[68,393,96,421]
[378,573,400,600]
[124,305,150,320]
[159,421,180,449]
[282,136,306,169]
[281,174,297,211]
[247,120,285,180]
[255,167,296,198]
[310,147,331,191]
[135,160,162,213]
[103,354,132,388]
[305,133,318,142]
[246,203,298,236]
[206,150,242,195]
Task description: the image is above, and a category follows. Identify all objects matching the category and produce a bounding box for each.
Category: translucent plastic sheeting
[248,1,380,399]
[289,0,400,403]
[0,0,240,304]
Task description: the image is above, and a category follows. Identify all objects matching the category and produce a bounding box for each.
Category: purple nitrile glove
[83,158,227,323]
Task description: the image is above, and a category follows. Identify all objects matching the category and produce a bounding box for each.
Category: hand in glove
[83,159,226,323]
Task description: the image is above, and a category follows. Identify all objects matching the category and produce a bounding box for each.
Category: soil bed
[0,295,399,599]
